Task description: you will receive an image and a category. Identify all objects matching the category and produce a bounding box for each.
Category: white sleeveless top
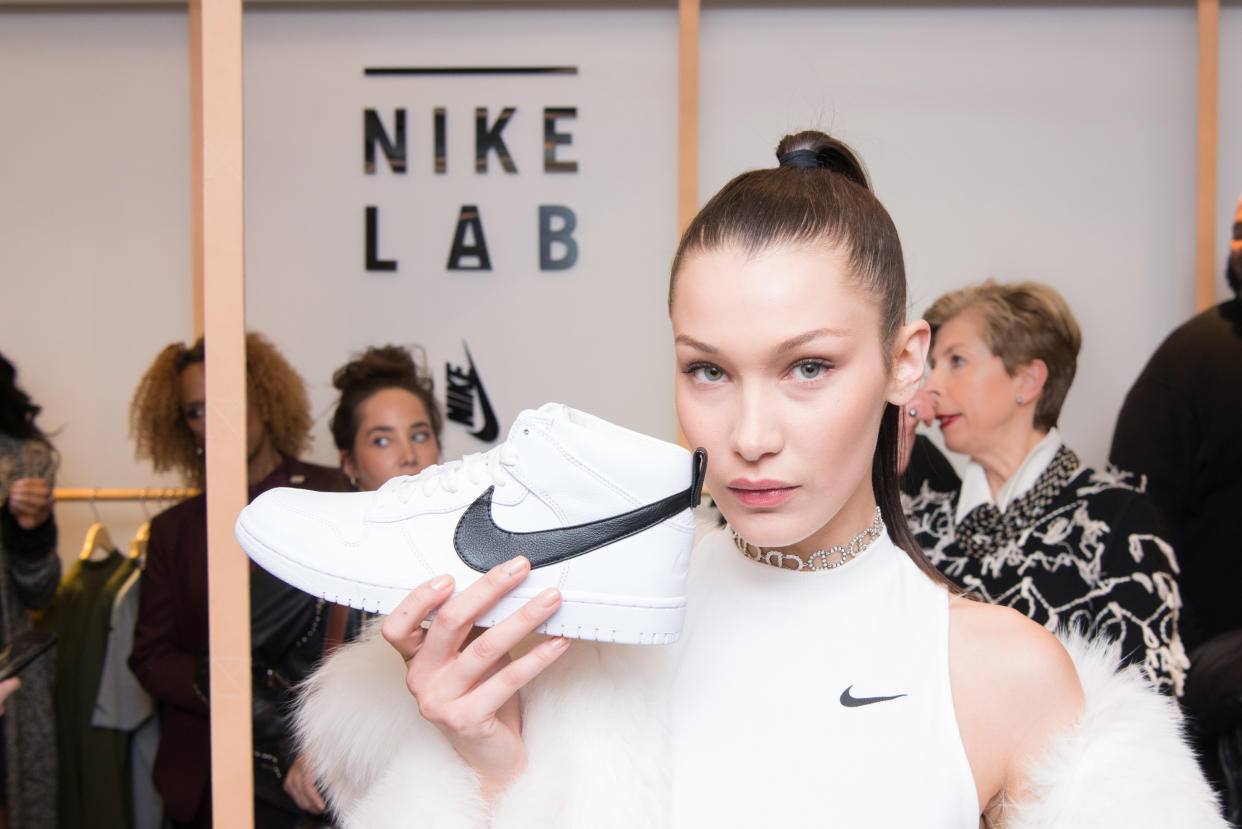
[670,527,978,828]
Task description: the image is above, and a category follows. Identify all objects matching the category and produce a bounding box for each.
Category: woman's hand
[898,390,937,475]
[5,478,52,530]
[381,556,570,802]
[282,753,327,814]
[0,677,20,716]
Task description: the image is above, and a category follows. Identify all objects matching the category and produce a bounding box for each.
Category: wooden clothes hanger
[129,521,150,561]
[79,496,118,562]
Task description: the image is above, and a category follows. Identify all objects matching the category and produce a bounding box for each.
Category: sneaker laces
[376,443,520,507]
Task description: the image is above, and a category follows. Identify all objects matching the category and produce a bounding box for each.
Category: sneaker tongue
[535,401,570,418]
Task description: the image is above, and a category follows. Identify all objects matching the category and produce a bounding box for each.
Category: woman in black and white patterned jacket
[900,280,1188,695]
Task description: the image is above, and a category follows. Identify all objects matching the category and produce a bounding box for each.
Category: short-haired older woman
[901,280,1189,695]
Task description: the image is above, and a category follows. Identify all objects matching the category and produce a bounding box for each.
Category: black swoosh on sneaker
[839,685,907,708]
[453,448,707,572]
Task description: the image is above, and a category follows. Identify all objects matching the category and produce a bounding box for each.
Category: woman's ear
[340,449,358,484]
[888,319,930,406]
[1016,359,1049,406]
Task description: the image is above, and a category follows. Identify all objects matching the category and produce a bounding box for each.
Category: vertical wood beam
[193,0,253,825]
[1196,0,1219,311]
[678,0,700,235]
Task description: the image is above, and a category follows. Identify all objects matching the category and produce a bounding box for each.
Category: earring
[195,445,205,457]
[348,476,358,488]
[1016,396,1024,405]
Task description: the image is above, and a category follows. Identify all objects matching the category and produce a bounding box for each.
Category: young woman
[127,333,354,829]
[330,344,442,494]
[281,344,445,816]
[297,133,1224,828]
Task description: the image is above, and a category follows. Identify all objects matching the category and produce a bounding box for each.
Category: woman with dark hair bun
[329,345,441,492]
[275,346,444,815]
[0,351,59,828]
[294,131,1225,828]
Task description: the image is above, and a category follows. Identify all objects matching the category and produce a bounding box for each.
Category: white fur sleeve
[293,619,487,828]
[294,620,671,829]
[1006,633,1227,829]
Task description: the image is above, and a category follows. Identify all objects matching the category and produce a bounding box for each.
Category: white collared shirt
[954,428,1063,524]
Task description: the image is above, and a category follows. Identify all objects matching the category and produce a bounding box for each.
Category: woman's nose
[731,388,783,463]
[397,438,418,466]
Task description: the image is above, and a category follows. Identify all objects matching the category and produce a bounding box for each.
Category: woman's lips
[727,479,798,507]
[936,414,961,429]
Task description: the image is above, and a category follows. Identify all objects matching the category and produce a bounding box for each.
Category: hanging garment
[92,566,161,829]
[50,549,138,829]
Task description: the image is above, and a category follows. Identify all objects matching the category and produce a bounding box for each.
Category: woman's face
[672,244,920,554]
[342,387,440,491]
[178,362,208,447]
[923,309,1026,459]
[178,361,269,459]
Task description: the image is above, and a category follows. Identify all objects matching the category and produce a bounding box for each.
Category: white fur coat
[296,621,1226,829]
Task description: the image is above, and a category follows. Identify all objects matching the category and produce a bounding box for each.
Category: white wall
[0,8,192,564]
[241,7,680,465]
[1,4,1237,566]
[700,4,1202,472]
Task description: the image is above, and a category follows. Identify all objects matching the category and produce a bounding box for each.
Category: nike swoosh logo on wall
[839,685,907,708]
[453,449,707,572]
[463,342,499,443]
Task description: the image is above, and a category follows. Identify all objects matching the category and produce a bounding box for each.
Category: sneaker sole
[236,519,686,646]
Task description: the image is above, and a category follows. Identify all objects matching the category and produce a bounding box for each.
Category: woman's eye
[949,355,965,368]
[372,436,390,448]
[184,406,204,421]
[791,361,830,381]
[412,431,431,443]
[689,364,725,383]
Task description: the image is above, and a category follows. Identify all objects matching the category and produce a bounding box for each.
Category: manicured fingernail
[539,587,561,608]
[430,575,452,592]
[506,557,529,577]
[548,636,569,650]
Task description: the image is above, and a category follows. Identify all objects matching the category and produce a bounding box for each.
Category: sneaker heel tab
[689,449,708,508]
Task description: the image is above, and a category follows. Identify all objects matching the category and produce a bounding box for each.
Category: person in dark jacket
[127,333,360,829]
[1111,194,1242,823]
[0,351,60,829]
[1110,195,1242,653]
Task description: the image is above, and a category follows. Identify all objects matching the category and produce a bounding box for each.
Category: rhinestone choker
[730,507,885,572]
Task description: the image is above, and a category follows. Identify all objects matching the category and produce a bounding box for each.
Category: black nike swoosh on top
[453,448,707,573]
[839,685,907,708]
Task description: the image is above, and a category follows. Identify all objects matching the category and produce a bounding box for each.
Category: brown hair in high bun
[329,345,442,454]
[669,129,957,592]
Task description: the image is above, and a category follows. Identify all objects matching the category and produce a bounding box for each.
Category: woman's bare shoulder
[948,598,1085,813]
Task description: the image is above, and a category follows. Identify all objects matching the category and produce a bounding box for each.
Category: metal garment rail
[52,488,201,502]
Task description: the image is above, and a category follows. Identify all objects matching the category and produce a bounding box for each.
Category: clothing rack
[52,488,201,502]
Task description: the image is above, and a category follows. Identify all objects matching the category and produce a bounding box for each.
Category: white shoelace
[376,443,521,507]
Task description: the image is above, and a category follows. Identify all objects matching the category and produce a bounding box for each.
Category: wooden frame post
[678,0,700,235]
[193,0,253,825]
[1195,0,1219,311]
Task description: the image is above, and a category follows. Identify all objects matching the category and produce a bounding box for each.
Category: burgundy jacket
[128,456,346,822]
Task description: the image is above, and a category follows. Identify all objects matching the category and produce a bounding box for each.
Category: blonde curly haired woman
[128,332,358,829]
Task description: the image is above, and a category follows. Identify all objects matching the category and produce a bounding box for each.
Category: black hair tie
[778,149,823,169]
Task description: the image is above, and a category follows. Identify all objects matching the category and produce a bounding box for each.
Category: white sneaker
[235,403,706,645]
